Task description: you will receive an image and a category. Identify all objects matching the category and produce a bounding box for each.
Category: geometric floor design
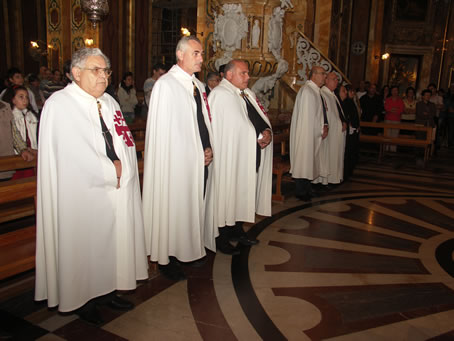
[1,148,454,340]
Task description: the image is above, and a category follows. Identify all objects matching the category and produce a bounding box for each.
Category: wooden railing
[359,121,434,162]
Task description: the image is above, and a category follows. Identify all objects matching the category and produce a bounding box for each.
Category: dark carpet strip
[186,252,237,341]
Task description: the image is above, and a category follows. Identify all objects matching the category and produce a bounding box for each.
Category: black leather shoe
[184,257,207,268]
[159,263,187,281]
[108,295,134,311]
[77,305,104,325]
[296,194,312,201]
[237,235,259,246]
[216,239,240,255]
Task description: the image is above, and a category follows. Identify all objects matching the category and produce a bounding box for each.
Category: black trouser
[294,178,312,196]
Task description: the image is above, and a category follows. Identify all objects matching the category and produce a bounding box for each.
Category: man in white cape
[208,60,273,253]
[314,72,346,185]
[142,36,216,281]
[35,48,148,325]
[290,65,329,201]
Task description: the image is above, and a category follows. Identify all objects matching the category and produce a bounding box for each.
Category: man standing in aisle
[143,63,166,109]
[36,48,148,325]
[142,36,217,280]
[208,60,273,253]
[289,65,328,201]
[314,72,346,186]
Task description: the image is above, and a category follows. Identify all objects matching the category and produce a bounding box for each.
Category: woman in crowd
[2,85,39,178]
[402,87,417,123]
[117,71,138,124]
[336,84,360,180]
[384,86,404,152]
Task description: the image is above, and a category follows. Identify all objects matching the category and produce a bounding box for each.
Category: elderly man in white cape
[290,65,329,201]
[35,48,148,325]
[142,36,217,281]
[313,72,347,187]
[208,60,273,253]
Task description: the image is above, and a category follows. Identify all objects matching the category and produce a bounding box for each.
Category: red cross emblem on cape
[255,97,268,117]
[114,111,135,147]
[202,92,211,122]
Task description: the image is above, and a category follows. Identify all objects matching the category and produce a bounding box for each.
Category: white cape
[208,79,273,227]
[35,82,148,312]
[142,65,217,265]
[313,86,346,184]
[289,80,325,180]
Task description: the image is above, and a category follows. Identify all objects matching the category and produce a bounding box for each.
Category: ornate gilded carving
[49,0,61,32]
[295,34,345,85]
[213,3,249,70]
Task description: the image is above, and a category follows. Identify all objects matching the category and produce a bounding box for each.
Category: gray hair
[224,59,247,75]
[69,48,111,81]
[175,36,201,61]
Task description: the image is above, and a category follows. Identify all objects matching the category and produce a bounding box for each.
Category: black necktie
[335,99,347,123]
[193,82,210,195]
[241,91,270,171]
[97,101,119,162]
[320,94,328,125]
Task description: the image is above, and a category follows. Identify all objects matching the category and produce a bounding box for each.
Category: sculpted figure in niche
[268,7,285,59]
[251,19,260,48]
[280,0,294,10]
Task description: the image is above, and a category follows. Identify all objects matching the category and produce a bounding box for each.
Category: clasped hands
[258,129,272,149]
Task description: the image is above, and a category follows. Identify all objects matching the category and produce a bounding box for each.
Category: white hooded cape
[142,65,217,265]
[289,80,325,180]
[313,86,346,184]
[208,79,273,227]
[35,82,148,312]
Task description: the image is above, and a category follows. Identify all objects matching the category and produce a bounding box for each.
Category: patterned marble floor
[1,147,454,340]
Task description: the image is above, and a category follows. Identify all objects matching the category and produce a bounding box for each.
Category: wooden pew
[0,155,37,280]
[359,122,433,162]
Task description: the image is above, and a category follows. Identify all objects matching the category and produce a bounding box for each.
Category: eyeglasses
[81,67,112,77]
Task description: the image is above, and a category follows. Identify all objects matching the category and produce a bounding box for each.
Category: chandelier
[81,0,109,28]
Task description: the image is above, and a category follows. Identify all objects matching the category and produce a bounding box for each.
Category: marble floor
[1,147,454,340]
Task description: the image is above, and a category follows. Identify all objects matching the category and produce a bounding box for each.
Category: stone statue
[251,19,260,48]
[268,7,285,60]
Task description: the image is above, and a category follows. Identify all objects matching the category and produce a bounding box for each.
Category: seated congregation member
[142,36,216,281]
[0,100,15,180]
[2,86,38,179]
[27,74,46,112]
[117,71,138,123]
[0,67,39,113]
[205,71,221,96]
[208,60,272,254]
[35,47,148,325]
[42,69,65,99]
[337,84,360,180]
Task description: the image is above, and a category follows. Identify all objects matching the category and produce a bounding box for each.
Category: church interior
[1,0,454,339]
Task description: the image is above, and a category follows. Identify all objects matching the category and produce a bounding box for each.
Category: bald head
[225,60,250,90]
[325,72,339,91]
